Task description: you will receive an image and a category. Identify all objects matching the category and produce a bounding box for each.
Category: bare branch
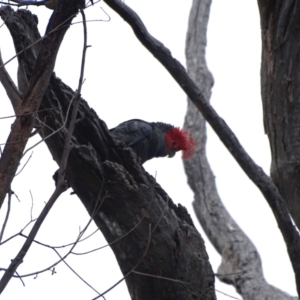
[13,187,105,280]
[29,190,34,220]
[1,0,47,7]
[55,8,88,186]
[0,187,63,292]
[15,271,25,287]
[102,0,300,294]
[181,1,298,299]
[0,48,21,114]
[0,108,58,120]
[73,192,159,255]
[0,218,36,246]
[15,152,33,176]
[92,224,152,300]
[52,248,103,298]
[132,270,190,285]
[0,3,87,292]
[0,13,77,72]
[0,3,82,210]
[22,92,75,156]
[0,188,11,243]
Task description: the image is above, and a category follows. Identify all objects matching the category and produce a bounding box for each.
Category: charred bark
[0,7,216,299]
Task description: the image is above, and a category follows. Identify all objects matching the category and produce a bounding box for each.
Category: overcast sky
[0,0,297,299]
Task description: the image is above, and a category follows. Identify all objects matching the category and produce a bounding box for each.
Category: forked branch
[0,7,88,293]
[102,0,300,294]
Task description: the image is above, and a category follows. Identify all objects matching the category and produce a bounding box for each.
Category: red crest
[165,127,195,159]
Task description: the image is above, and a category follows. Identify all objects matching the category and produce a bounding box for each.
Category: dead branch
[0,49,21,114]
[0,4,86,292]
[0,1,83,209]
[0,188,12,243]
[101,0,300,295]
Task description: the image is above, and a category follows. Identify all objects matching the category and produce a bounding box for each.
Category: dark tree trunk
[258,1,300,230]
[0,7,216,299]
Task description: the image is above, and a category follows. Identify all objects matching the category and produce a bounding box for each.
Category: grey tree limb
[183,0,297,299]
[0,0,83,209]
[101,0,300,296]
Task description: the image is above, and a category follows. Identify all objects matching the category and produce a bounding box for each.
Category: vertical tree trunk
[258,1,300,230]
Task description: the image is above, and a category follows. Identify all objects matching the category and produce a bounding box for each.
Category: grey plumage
[110,119,174,163]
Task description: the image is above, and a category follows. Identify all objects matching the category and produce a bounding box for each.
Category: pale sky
[0,0,296,299]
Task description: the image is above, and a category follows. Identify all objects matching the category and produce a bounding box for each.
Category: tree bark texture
[258,1,300,230]
[0,7,216,300]
[0,0,83,209]
[184,0,297,299]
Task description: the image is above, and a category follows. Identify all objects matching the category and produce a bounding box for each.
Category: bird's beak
[168,151,176,158]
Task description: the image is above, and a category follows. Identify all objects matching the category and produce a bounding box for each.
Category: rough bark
[0,0,83,209]
[257,1,300,232]
[184,0,298,299]
[0,7,216,299]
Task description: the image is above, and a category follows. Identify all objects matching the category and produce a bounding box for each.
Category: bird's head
[164,127,195,159]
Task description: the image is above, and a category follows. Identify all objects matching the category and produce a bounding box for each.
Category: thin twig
[15,152,33,176]
[131,270,242,300]
[215,289,242,300]
[0,107,58,120]
[53,248,104,299]
[55,8,89,186]
[15,271,25,287]
[215,271,243,277]
[0,14,76,71]
[29,190,34,221]
[21,93,75,156]
[73,188,157,255]
[0,219,36,246]
[0,7,89,293]
[0,188,12,243]
[92,224,152,300]
[1,0,47,7]
[92,193,170,299]
[16,190,104,279]
[132,270,190,285]
[0,48,21,114]
[72,215,145,255]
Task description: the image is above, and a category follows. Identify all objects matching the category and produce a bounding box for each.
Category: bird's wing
[110,119,152,147]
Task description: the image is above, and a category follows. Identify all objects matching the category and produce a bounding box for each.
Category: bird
[110,119,195,164]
